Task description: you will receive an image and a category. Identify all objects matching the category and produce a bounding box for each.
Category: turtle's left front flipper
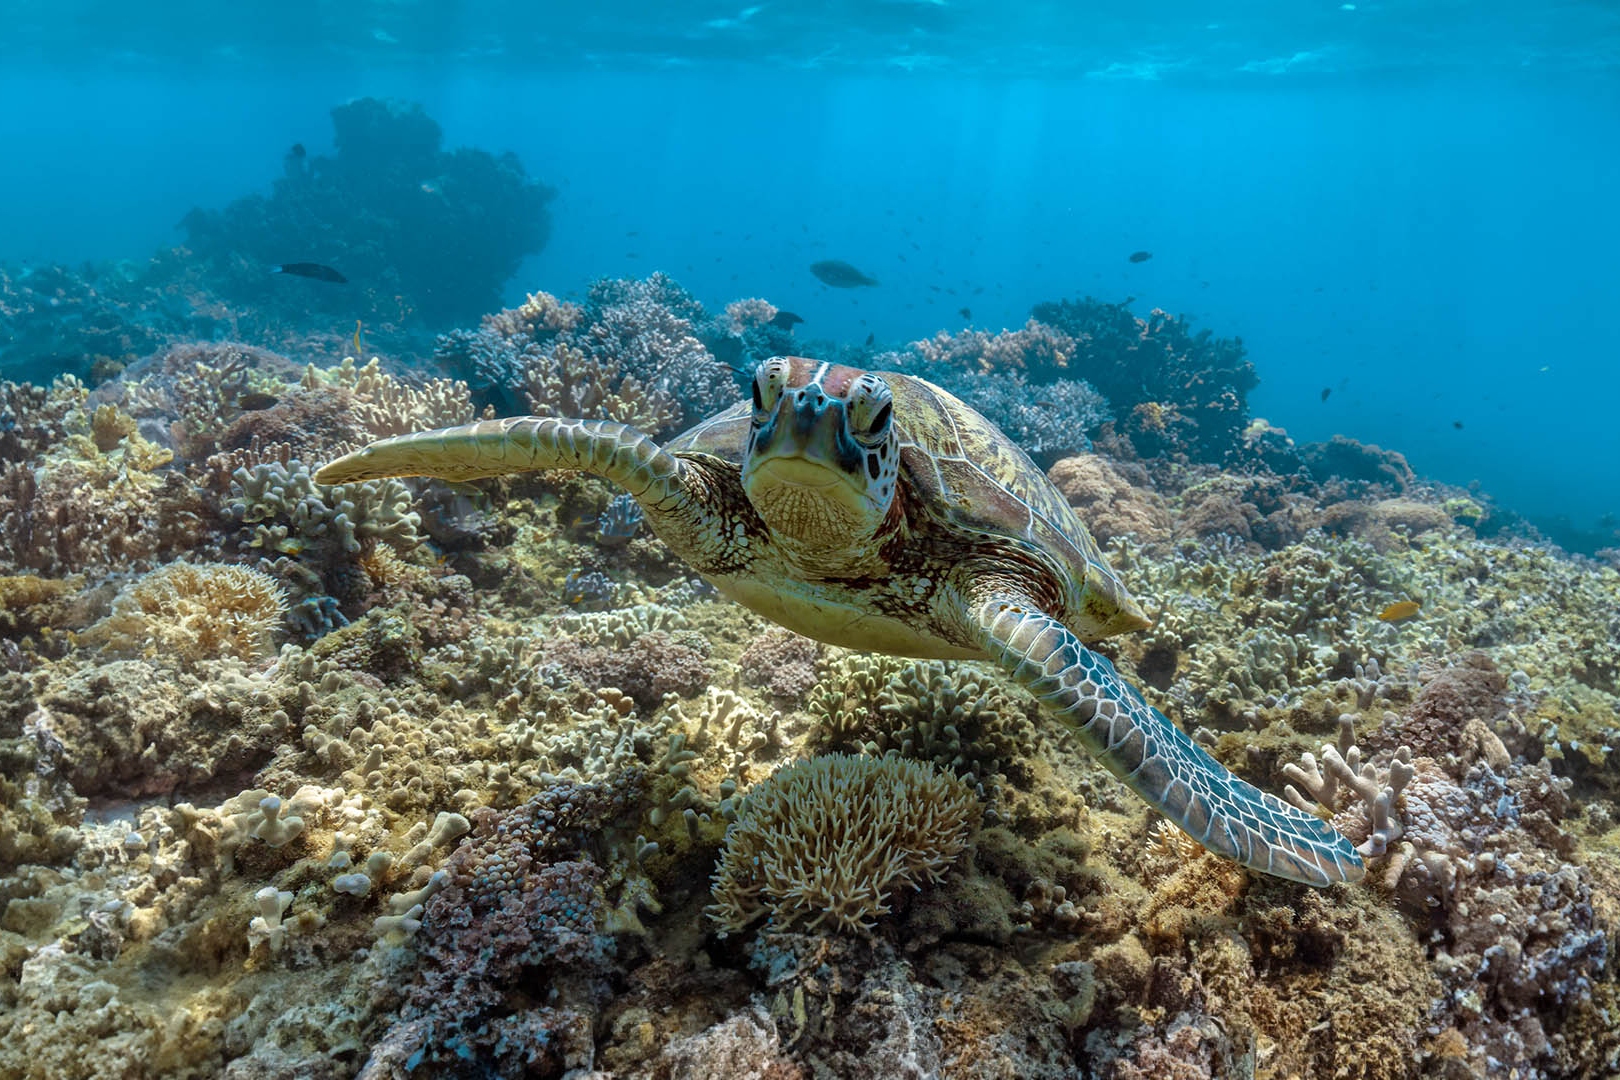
[973,594,1364,887]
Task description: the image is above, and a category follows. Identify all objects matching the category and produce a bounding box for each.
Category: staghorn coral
[82,562,288,665]
[708,753,980,934]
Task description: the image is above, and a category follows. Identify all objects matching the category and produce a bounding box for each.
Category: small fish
[1321,387,1332,402]
[1378,600,1422,622]
[353,319,365,359]
[769,310,804,330]
[235,391,280,411]
[959,307,971,320]
[809,260,879,288]
[864,332,875,346]
[1453,420,1464,429]
[272,262,347,283]
[1128,250,1153,263]
[289,143,305,159]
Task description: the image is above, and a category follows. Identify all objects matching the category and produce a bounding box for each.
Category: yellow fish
[353,319,365,360]
[1378,600,1422,622]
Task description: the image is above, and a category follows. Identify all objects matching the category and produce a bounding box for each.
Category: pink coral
[912,318,1076,375]
[738,628,821,703]
[1046,454,1173,547]
[724,298,779,335]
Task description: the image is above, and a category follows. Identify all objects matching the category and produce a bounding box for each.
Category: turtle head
[741,358,899,548]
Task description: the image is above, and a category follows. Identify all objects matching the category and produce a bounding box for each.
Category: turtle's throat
[745,455,884,559]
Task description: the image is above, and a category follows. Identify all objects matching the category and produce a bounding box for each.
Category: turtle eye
[847,375,894,445]
[753,358,789,420]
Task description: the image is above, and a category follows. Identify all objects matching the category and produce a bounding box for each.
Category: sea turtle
[317,356,1364,886]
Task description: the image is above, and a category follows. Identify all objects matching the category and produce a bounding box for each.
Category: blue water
[2,2,1617,541]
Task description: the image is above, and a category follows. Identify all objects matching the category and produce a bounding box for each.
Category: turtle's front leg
[315,417,686,508]
[973,593,1364,887]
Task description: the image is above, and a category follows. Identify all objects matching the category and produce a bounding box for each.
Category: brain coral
[86,561,287,663]
[708,753,980,935]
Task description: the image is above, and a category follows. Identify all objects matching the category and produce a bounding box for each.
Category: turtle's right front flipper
[972,593,1365,888]
[315,417,685,505]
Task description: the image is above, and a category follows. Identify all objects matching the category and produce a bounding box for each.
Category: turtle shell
[666,364,1151,640]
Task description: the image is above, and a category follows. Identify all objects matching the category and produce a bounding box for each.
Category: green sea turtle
[317,357,1364,886]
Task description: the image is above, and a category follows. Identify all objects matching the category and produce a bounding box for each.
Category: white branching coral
[1283,713,1415,858]
[707,753,980,935]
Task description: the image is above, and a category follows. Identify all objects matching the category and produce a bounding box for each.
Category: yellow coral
[303,357,475,439]
[85,562,288,664]
[708,753,980,934]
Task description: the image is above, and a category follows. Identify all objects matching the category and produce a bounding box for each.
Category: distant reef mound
[181,97,557,329]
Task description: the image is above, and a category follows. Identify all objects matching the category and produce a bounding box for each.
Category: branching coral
[1027,296,1258,462]
[912,319,1076,377]
[708,753,980,934]
[301,357,474,440]
[1283,713,1415,859]
[83,562,288,665]
[433,274,743,438]
[229,459,421,558]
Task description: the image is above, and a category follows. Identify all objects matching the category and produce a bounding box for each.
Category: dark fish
[1453,420,1464,429]
[1321,387,1332,402]
[959,307,971,320]
[1128,250,1153,263]
[289,143,305,159]
[810,260,879,288]
[864,332,875,346]
[236,391,280,411]
[272,262,347,283]
[769,310,804,330]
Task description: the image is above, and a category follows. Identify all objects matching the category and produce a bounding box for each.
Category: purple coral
[361,775,644,1075]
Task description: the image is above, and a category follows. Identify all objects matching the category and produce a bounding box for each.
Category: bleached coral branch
[1283,713,1415,858]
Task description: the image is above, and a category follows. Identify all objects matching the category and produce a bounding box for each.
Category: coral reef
[0,272,1615,1080]
[433,273,744,438]
[81,562,288,665]
[1028,296,1259,462]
